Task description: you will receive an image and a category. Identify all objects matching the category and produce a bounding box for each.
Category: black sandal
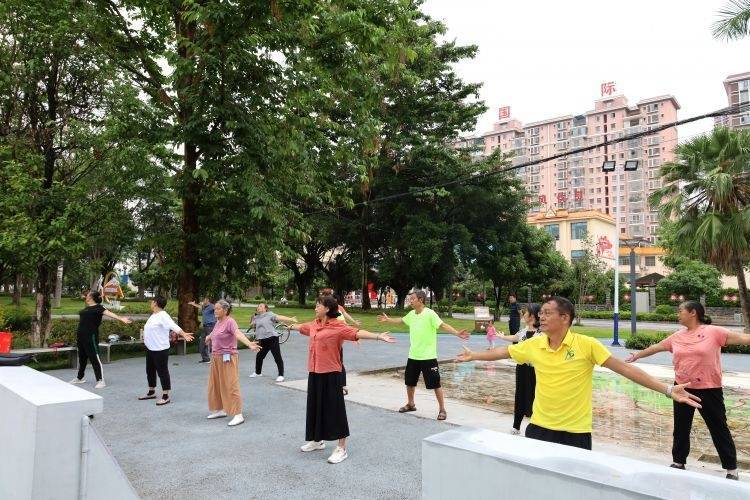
[156,395,171,406]
[138,391,156,400]
[399,404,417,413]
[670,464,685,470]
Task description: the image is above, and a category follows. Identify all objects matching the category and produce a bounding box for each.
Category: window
[571,221,588,240]
[619,256,630,266]
[571,250,586,262]
[544,224,560,241]
[647,114,659,124]
[645,256,656,266]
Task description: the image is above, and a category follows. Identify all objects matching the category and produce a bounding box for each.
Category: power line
[304,103,750,216]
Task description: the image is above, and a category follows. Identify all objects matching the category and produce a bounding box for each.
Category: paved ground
[47,332,750,499]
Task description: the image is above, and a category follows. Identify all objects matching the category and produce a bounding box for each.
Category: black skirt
[514,363,536,418]
[306,372,350,442]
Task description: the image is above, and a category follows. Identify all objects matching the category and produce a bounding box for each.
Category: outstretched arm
[341,310,362,326]
[103,309,132,324]
[496,332,520,343]
[187,301,202,310]
[275,314,298,323]
[625,339,669,362]
[456,346,510,362]
[439,322,470,340]
[377,313,404,325]
[354,330,395,343]
[233,326,261,351]
[726,330,750,345]
[603,357,701,408]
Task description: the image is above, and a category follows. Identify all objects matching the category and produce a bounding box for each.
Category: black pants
[77,334,103,381]
[255,336,284,376]
[673,387,737,470]
[525,423,592,451]
[199,323,214,362]
[146,348,171,391]
[513,363,536,430]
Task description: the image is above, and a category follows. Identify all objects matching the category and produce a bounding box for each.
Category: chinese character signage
[574,189,584,201]
[595,235,614,260]
[600,81,616,97]
[498,106,511,120]
[538,195,546,205]
[557,192,567,203]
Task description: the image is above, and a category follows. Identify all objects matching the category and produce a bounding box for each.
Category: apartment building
[714,71,750,129]
[460,94,680,243]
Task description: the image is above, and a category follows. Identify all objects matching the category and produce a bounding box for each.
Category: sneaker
[207,410,228,419]
[227,414,245,427]
[510,428,520,435]
[300,441,325,452]
[726,473,739,481]
[94,380,106,389]
[249,372,262,378]
[276,376,285,382]
[70,378,86,384]
[327,446,348,464]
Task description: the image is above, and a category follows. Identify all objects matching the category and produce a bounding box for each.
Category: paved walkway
[47,332,750,498]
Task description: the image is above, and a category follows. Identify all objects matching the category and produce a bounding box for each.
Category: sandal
[343,388,349,396]
[670,464,685,470]
[156,395,171,406]
[398,404,417,413]
[138,392,156,400]
[437,410,447,421]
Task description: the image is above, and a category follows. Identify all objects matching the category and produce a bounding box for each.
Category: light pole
[602,159,640,345]
[621,236,647,337]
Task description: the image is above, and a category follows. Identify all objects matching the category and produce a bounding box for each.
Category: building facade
[458,93,680,243]
[714,71,750,129]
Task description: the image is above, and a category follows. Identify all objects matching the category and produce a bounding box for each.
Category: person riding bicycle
[248,303,297,382]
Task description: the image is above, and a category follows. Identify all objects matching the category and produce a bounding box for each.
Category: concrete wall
[423,427,750,500]
[0,366,138,500]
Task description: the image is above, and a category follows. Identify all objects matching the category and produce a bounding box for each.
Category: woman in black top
[69,290,131,388]
[496,303,542,434]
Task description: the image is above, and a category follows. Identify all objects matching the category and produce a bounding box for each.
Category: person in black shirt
[70,290,132,388]
[508,294,520,339]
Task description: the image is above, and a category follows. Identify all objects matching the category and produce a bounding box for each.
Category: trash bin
[0,332,12,353]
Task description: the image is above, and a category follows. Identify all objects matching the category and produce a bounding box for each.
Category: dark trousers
[525,423,592,451]
[673,387,737,470]
[77,334,103,381]
[200,323,214,362]
[255,336,284,376]
[146,348,171,391]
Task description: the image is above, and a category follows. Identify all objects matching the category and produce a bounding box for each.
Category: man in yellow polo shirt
[457,296,700,450]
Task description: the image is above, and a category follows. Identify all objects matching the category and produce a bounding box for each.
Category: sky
[421,0,750,140]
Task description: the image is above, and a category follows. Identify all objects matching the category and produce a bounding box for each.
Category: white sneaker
[249,372,262,378]
[276,376,285,382]
[327,446,348,464]
[511,428,520,435]
[227,414,245,427]
[207,410,227,419]
[70,378,86,384]
[300,441,325,452]
[94,380,106,389]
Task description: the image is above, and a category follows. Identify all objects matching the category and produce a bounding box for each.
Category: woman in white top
[138,296,194,405]
[496,303,542,434]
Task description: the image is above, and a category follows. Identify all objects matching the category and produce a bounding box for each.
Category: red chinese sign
[538,195,547,205]
[498,106,511,120]
[600,81,616,97]
[557,192,567,203]
[574,189,584,201]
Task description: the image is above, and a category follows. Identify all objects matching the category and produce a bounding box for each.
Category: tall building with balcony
[714,71,750,129]
[460,94,680,243]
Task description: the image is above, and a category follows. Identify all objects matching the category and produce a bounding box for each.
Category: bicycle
[244,323,292,345]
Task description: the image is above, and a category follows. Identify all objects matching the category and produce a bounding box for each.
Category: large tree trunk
[734,260,750,334]
[12,273,22,306]
[395,285,409,310]
[360,240,371,310]
[53,261,63,308]
[176,143,199,333]
[31,263,53,347]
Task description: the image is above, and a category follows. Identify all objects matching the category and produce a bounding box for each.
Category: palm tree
[650,127,750,331]
[713,0,750,40]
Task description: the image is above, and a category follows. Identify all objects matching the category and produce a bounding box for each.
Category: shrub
[654,305,675,315]
[253,294,264,301]
[625,333,669,349]
[437,298,450,307]
[0,306,4,330]
[455,298,469,307]
[3,306,33,331]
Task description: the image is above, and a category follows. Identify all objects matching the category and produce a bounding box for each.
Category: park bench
[98,338,187,364]
[10,346,78,368]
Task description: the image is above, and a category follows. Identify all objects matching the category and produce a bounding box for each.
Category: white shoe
[511,428,520,435]
[249,372,262,378]
[70,378,86,384]
[94,380,106,389]
[228,414,245,427]
[327,446,348,464]
[207,410,227,419]
[300,441,325,452]
[276,376,285,382]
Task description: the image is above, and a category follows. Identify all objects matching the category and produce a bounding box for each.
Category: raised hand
[182,332,195,342]
[353,319,363,326]
[249,341,261,352]
[625,352,638,363]
[122,317,133,325]
[455,346,473,363]
[457,329,470,340]
[378,332,396,343]
[672,383,702,408]
[377,313,389,322]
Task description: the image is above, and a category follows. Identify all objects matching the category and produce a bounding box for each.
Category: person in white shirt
[138,296,194,405]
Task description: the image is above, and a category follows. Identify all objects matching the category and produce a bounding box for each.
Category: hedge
[578,310,678,322]
[626,332,750,354]
[8,319,147,349]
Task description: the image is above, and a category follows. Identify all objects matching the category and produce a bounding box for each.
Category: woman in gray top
[249,303,297,382]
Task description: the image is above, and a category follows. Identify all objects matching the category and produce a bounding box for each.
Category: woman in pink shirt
[627,300,750,480]
[288,295,394,464]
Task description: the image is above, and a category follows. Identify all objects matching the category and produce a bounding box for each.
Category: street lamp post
[602,159,640,345]
[621,236,648,337]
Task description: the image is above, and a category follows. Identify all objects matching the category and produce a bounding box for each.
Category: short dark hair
[89,290,102,304]
[412,290,427,304]
[545,296,575,326]
[317,295,341,318]
[154,296,168,309]
[527,303,542,329]
[681,300,712,325]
